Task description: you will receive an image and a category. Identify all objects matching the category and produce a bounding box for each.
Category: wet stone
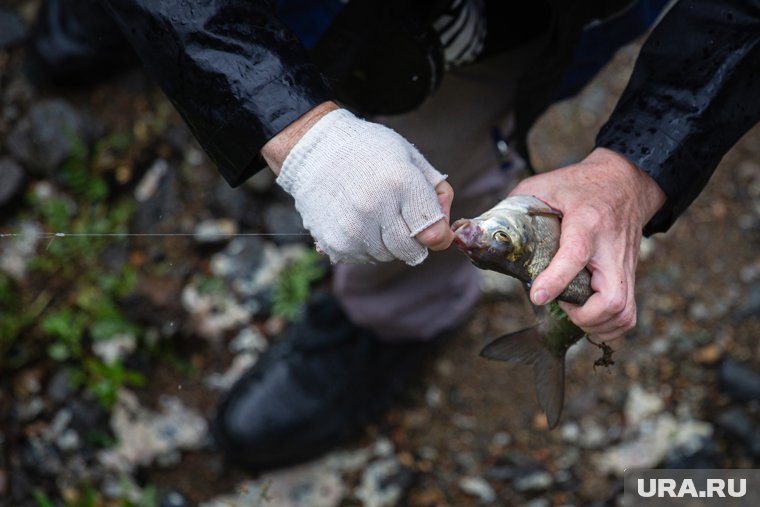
[6,99,98,175]
[131,167,180,233]
[716,407,760,458]
[719,357,760,402]
[734,283,760,321]
[513,470,554,492]
[264,202,306,244]
[459,476,496,503]
[161,490,191,507]
[210,236,266,283]
[0,157,25,207]
[194,218,238,244]
[209,177,262,227]
[0,8,27,48]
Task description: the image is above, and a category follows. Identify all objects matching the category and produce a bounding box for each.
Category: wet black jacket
[98,0,635,184]
[100,0,760,234]
[596,0,760,234]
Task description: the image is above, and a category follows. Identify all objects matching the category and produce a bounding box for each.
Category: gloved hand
[274,108,452,265]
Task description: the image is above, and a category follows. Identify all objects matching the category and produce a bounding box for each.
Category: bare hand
[510,148,665,340]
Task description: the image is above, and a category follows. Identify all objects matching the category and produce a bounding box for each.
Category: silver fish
[452,195,594,428]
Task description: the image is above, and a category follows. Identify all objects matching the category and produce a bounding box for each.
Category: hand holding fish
[509,147,665,340]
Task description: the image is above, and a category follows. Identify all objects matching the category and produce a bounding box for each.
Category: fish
[451,195,594,429]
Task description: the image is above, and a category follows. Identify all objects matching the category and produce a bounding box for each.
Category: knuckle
[619,306,637,330]
[605,293,627,315]
[567,243,591,267]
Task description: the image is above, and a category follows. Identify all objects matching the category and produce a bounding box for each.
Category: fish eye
[493,231,511,243]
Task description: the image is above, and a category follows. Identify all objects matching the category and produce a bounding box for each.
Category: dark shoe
[211,291,447,471]
[25,0,136,87]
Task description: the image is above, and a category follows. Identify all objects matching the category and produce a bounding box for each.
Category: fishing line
[0,232,311,238]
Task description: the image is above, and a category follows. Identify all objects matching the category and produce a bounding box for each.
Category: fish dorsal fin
[525,197,563,219]
[480,326,566,429]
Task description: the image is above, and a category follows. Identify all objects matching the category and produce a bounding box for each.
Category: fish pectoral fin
[480,326,566,429]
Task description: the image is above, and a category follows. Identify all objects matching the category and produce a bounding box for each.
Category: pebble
[181,276,251,341]
[560,421,581,444]
[264,202,306,244]
[16,396,45,422]
[131,166,180,233]
[523,499,551,507]
[459,476,496,503]
[92,333,137,365]
[734,283,760,321]
[97,391,208,473]
[6,99,97,175]
[624,384,664,427]
[161,490,191,507]
[355,458,406,507]
[0,220,42,281]
[228,327,268,354]
[716,408,760,457]
[513,471,553,492]
[204,353,257,391]
[134,159,169,202]
[693,344,722,365]
[0,8,26,48]
[425,385,443,408]
[719,357,760,402]
[55,429,81,452]
[194,219,238,244]
[578,421,610,449]
[0,157,24,207]
[593,414,713,476]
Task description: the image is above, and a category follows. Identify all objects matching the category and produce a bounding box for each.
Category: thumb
[414,180,454,251]
[530,221,592,305]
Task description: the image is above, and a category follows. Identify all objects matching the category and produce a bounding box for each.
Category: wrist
[261,101,340,175]
[588,147,666,225]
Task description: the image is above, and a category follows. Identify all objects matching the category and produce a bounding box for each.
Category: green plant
[33,481,160,507]
[272,250,327,321]
[70,358,145,409]
[2,132,144,409]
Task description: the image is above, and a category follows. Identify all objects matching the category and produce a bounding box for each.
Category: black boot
[212,291,447,471]
[26,0,136,87]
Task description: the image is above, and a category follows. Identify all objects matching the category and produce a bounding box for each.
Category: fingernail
[532,289,549,305]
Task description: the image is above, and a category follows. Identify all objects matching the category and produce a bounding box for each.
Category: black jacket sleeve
[595,0,760,235]
[101,0,333,186]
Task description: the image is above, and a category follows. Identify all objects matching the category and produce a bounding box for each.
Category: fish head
[452,209,532,278]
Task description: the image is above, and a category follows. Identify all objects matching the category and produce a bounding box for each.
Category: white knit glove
[276,109,447,265]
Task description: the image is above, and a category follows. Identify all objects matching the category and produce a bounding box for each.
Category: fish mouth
[451,219,484,251]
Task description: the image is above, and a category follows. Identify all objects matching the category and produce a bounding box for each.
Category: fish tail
[480,325,566,429]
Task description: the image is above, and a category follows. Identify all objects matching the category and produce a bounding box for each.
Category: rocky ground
[1,4,760,507]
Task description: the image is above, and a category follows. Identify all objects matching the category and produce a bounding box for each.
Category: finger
[415,218,454,251]
[563,268,627,327]
[560,273,636,340]
[530,221,592,305]
[381,221,429,265]
[435,180,454,218]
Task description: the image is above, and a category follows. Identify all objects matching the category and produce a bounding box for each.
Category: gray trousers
[333,45,540,340]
